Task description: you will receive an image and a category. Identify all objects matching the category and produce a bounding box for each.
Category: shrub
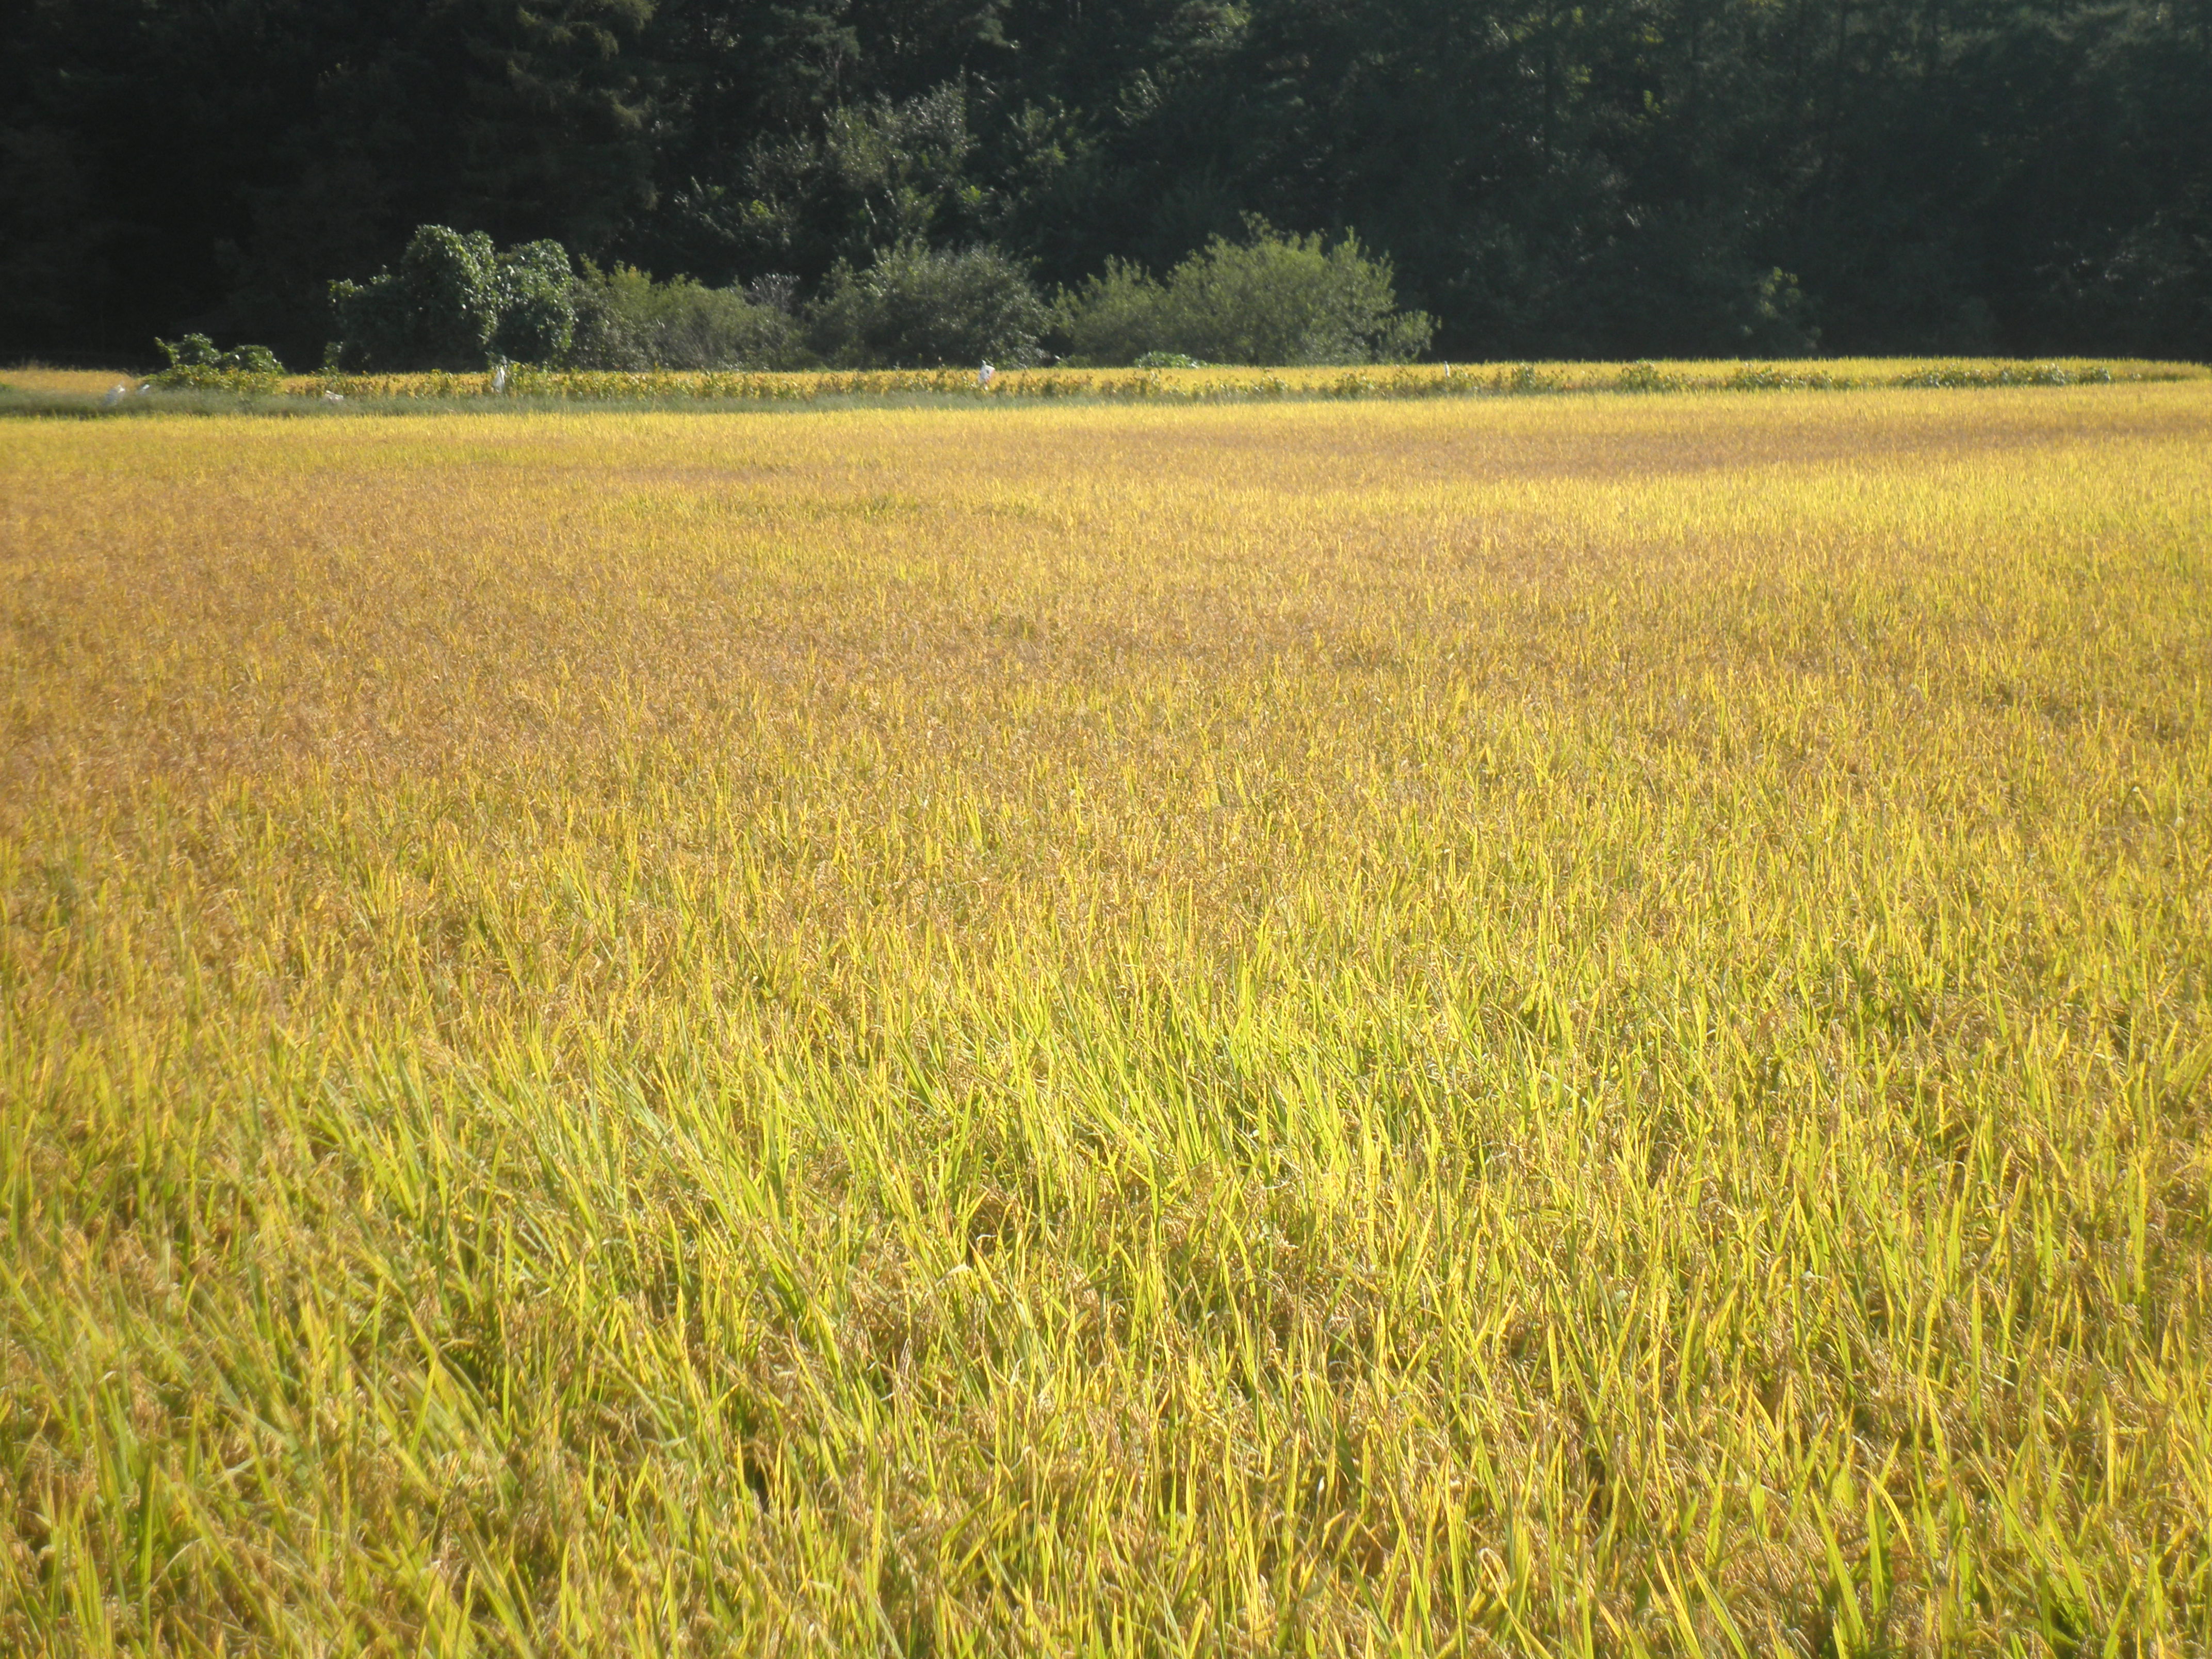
[1059,222,1433,366]
[150,333,286,390]
[330,226,578,370]
[1615,361,1682,392]
[807,242,1049,369]
[569,265,807,369]
[331,226,496,370]
[1058,259,1173,368]
[491,241,581,366]
[1057,222,1433,365]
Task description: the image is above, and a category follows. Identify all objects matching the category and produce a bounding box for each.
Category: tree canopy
[4,0,2206,363]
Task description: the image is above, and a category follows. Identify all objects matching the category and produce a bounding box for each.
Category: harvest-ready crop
[3,386,2208,1654]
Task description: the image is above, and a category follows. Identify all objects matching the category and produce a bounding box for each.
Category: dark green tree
[2,0,2206,362]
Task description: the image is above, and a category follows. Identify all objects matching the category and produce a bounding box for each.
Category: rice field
[2,384,2209,1655]
[6,357,2202,411]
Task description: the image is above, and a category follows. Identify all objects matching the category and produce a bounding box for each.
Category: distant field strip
[5,356,2204,410]
[3,387,2209,1654]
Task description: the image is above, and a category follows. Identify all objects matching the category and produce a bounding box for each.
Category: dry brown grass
[3,386,2210,1654]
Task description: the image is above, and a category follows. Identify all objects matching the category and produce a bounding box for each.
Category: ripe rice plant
[2,385,2208,1655]
[6,357,2204,416]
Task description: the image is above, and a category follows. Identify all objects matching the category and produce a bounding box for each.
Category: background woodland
[4,0,2208,363]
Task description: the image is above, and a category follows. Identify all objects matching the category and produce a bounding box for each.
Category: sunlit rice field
[3,386,2209,1655]
[6,357,2205,409]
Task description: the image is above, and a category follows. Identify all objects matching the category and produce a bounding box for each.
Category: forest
[4,0,2208,366]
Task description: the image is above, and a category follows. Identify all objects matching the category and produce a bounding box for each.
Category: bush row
[303,223,1432,373]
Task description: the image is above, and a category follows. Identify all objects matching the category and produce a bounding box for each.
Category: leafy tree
[569,263,807,366]
[331,225,500,369]
[1059,223,1433,365]
[491,241,584,364]
[807,240,1048,366]
[331,225,578,368]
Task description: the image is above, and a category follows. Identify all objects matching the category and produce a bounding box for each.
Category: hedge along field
[2,387,2209,1655]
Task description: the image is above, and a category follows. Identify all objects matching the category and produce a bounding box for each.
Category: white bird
[978,362,995,389]
[492,363,509,395]
[103,383,127,406]
[323,389,345,403]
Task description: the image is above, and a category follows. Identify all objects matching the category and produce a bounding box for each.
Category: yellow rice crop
[273,356,2212,402]
[9,356,2205,406]
[3,385,2209,1655]
[303,359,2198,403]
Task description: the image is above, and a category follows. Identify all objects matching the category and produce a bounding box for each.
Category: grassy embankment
[3,385,2209,1654]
